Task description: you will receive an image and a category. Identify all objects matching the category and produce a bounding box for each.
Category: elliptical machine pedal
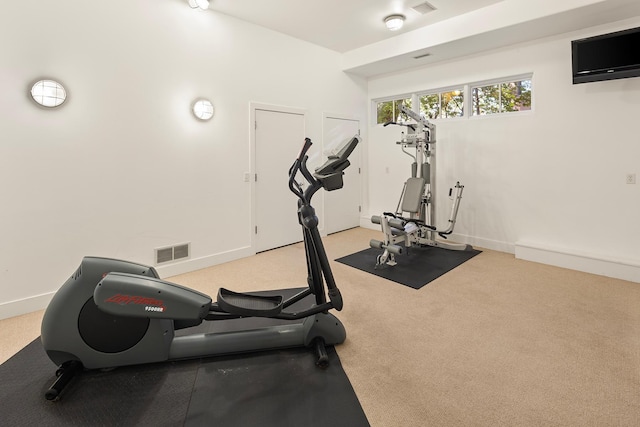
[217,288,283,317]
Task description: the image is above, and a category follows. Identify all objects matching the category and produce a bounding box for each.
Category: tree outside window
[472,79,531,116]
[441,90,464,118]
[419,89,463,119]
[419,93,440,119]
[376,98,412,124]
[501,80,532,112]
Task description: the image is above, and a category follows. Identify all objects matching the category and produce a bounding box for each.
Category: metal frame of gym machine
[370,102,471,268]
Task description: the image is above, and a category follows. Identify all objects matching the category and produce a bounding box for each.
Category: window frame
[469,74,533,118]
[374,93,413,125]
[372,73,533,125]
[416,85,466,120]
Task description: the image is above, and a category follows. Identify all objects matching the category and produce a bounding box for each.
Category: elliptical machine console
[40,135,361,401]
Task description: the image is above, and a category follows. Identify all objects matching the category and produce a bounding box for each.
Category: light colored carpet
[1,227,638,426]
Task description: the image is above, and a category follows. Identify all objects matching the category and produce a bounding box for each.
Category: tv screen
[572,26,640,84]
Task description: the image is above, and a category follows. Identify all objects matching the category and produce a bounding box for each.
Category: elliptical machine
[370,105,471,268]
[40,135,360,400]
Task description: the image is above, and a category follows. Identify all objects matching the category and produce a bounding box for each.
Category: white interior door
[254,108,306,252]
[323,116,361,234]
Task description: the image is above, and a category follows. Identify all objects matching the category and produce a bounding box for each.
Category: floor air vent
[155,243,190,265]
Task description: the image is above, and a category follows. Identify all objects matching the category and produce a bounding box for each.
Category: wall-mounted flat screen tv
[572,26,640,84]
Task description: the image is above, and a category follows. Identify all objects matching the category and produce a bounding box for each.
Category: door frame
[250,102,308,254]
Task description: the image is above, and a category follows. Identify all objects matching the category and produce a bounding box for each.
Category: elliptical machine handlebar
[297,137,313,162]
[288,138,319,202]
[286,134,361,312]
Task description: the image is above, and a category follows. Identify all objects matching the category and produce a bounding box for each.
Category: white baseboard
[6,238,635,321]
[362,221,639,282]
[0,292,54,321]
[0,246,255,321]
[156,245,254,278]
[360,217,514,254]
[515,242,640,283]
[443,233,513,253]
[359,216,377,230]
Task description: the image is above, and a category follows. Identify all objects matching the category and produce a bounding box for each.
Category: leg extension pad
[370,240,403,255]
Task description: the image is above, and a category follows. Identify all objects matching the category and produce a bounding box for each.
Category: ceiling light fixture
[384,14,405,31]
[188,0,210,10]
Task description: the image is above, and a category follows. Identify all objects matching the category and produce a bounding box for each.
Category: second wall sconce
[192,99,214,121]
[30,79,67,108]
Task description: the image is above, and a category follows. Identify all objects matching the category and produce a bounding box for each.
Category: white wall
[0,0,367,318]
[2,3,638,321]
[366,17,640,282]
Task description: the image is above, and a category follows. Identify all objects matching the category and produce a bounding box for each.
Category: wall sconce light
[188,0,210,10]
[192,99,214,121]
[384,14,405,31]
[30,79,67,108]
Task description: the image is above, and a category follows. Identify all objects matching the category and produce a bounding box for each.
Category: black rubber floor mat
[185,346,368,426]
[0,338,197,426]
[0,290,369,427]
[336,244,481,289]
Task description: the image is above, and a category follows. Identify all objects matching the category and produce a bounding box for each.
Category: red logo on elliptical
[105,294,165,312]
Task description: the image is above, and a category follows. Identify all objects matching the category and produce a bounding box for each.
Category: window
[471,78,531,116]
[419,89,464,119]
[373,74,532,124]
[376,97,411,124]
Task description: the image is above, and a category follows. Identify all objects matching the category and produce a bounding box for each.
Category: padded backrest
[401,177,425,213]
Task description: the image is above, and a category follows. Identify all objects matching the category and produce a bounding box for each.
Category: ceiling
[208,0,640,77]
[209,0,503,53]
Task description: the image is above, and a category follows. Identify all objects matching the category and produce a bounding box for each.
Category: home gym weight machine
[40,135,360,400]
[370,104,471,268]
